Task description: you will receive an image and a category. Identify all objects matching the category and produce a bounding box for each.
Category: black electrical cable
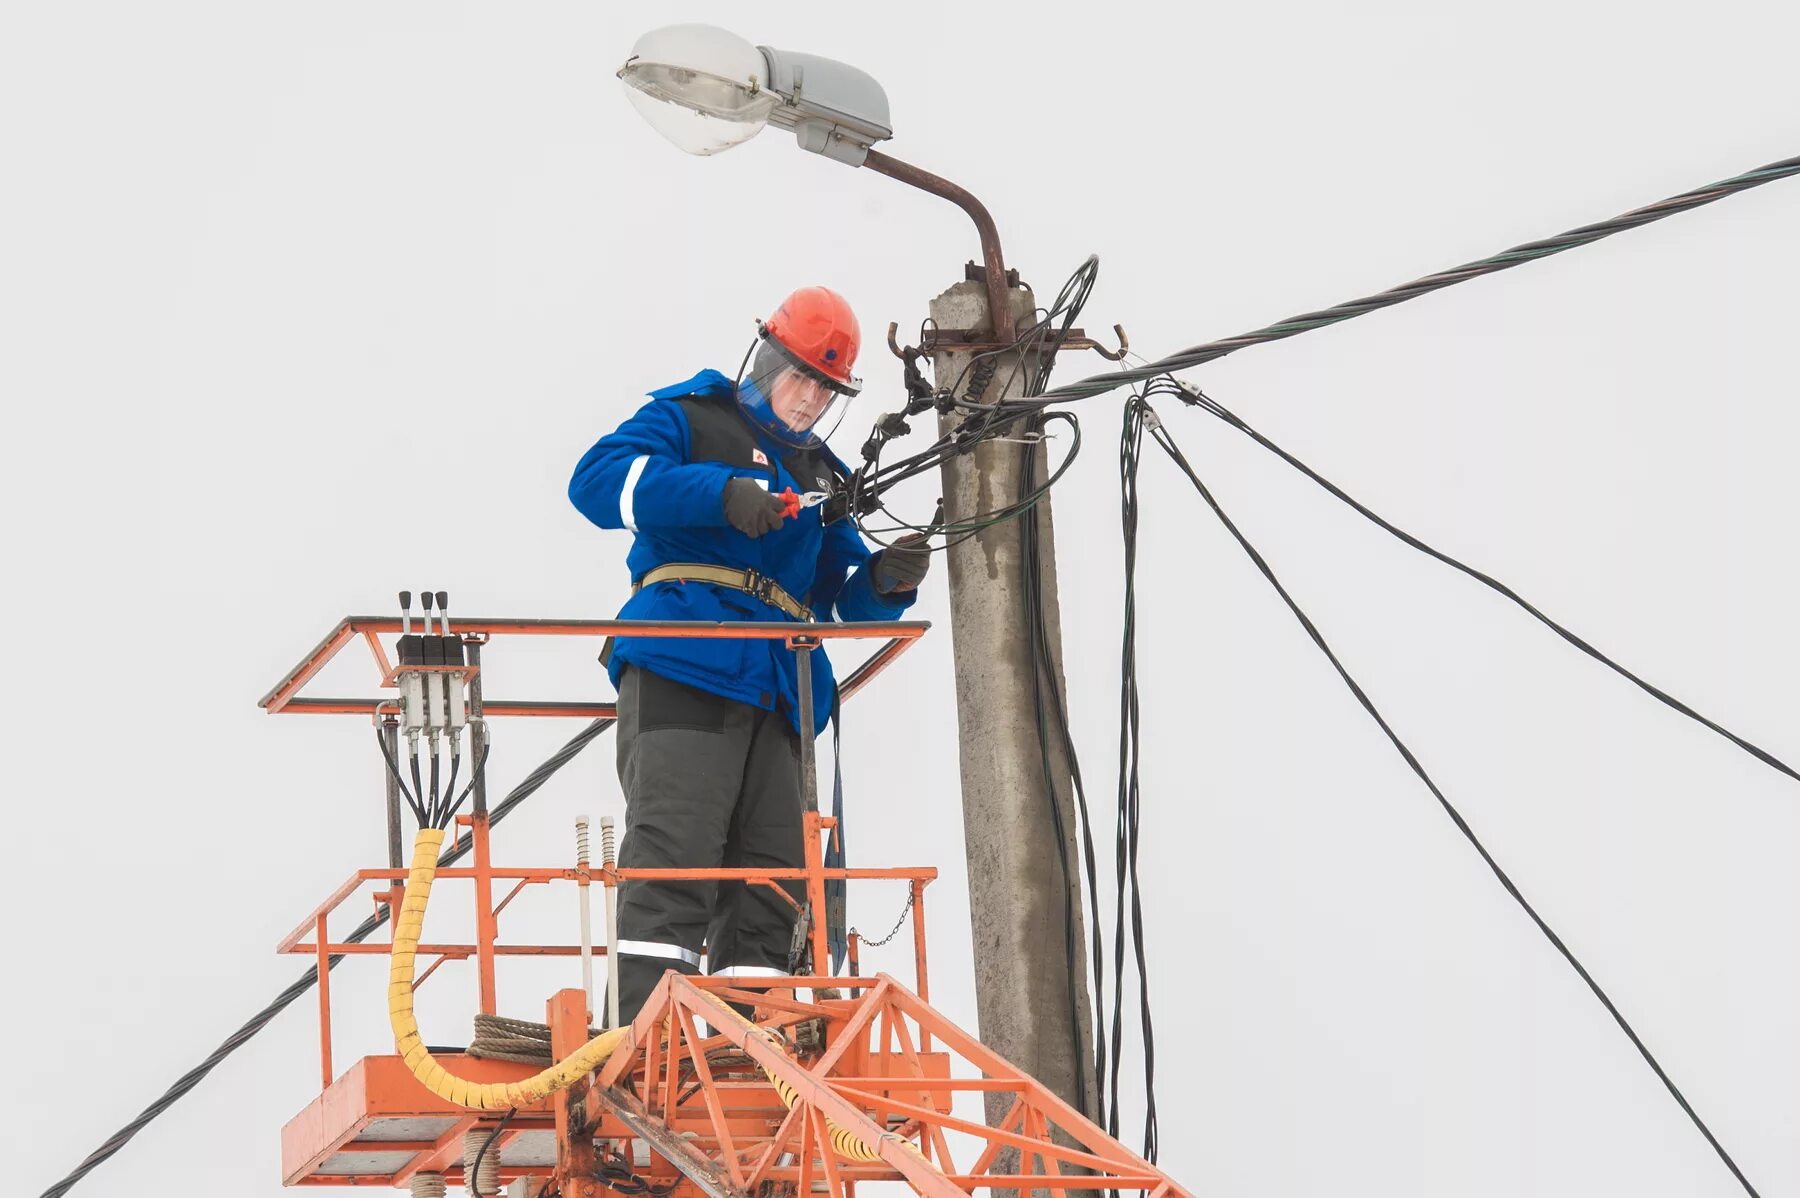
[1138,399,1762,1198]
[439,750,463,828]
[1170,384,1800,787]
[428,747,442,825]
[467,1107,518,1197]
[37,717,614,1198]
[374,726,429,825]
[1019,425,1098,1124]
[1111,399,1158,1159]
[856,413,1082,552]
[436,740,493,830]
[1005,260,1111,1123]
[1025,516,1112,1135]
[1023,154,1800,409]
[410,750,426,826]
[846,257,1099,541]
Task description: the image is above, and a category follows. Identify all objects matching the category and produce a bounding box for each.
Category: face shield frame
[735,325,861,450]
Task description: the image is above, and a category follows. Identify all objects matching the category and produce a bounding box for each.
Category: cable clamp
[1172,377,1209,405]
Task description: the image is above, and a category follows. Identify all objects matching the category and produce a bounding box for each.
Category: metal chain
[850,889,916,948]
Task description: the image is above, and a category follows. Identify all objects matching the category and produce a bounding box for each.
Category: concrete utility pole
[929,272,1101,1129]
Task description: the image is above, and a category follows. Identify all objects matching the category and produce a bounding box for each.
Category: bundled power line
[1169,382,1800,785]
[1023,153,1800,410]
[842,153,1800,514]
[1112,398,1157,1157]
[1131,390,1765,1197]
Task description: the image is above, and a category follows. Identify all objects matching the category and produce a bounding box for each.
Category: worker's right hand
[723,477,788,538]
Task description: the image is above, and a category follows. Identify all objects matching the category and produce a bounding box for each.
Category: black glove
[723,477,787,538]
[872,534,931,594]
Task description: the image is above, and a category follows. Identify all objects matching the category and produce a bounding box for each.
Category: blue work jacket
[569,369,914,735]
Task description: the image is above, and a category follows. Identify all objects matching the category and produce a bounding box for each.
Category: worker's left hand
[872,534,931,594]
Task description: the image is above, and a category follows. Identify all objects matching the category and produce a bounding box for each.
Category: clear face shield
[735,336,857,450]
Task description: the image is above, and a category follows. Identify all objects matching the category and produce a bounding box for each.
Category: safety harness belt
[633,563,813,622]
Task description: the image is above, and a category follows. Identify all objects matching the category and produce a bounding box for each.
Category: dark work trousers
[612,666,807,1025]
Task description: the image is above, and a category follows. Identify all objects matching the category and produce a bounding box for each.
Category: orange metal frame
[274,616,1190,1196]
[582,972,1190,1198]
[281,808,937,1094]
[259,615,929,718]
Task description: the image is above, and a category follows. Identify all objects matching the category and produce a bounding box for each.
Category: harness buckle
[743,569,778,607]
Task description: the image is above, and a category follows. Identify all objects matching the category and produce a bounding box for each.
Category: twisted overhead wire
[1018,154,1800,409]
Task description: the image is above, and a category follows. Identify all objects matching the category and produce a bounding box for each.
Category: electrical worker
[568,286,928,1025]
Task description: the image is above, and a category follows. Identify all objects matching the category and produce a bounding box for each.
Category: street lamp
[618,23,1016,339]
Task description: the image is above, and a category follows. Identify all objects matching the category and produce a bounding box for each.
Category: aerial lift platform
[265,611,1187,1198]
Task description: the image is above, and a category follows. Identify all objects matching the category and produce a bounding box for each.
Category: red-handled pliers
[777,488,830,519]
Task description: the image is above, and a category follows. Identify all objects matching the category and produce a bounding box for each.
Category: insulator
[463,1128,502,1196]
[575,816,590,868]
[600,816,617,868]
[409,1172,447,1198]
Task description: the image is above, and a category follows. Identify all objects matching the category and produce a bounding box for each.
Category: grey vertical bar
[794,640,818,814]
[464,638,488,816]
[381,716,403,868]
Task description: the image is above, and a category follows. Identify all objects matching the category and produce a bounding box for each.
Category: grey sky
[5,3,1797,1195]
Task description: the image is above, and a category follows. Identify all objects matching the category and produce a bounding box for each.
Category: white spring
[600,815,616,867]
[409,1172,446,1198]
[575,815,590,868]
[463,1127,503,1196]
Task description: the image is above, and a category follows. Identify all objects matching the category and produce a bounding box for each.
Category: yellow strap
[635,563,812,622]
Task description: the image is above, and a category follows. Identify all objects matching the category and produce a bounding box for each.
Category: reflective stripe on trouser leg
[618,940,701,968]
[702,965,794,1034]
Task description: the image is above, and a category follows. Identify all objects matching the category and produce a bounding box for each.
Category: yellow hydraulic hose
[762,1066,886,1162]
[391,825,910,1164]
[702,993,918,1166]
[389,827,630,1110]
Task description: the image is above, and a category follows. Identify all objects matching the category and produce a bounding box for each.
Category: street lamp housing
[617,24,776,156]
[619,24,891,166]
[758,46,892,166]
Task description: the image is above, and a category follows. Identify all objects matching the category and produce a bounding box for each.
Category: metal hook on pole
[1091,323,1130,361]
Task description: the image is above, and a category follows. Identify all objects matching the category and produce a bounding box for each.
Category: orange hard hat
[760,286,861,395]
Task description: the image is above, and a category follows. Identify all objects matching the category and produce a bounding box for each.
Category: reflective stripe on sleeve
[619,454,650,531]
